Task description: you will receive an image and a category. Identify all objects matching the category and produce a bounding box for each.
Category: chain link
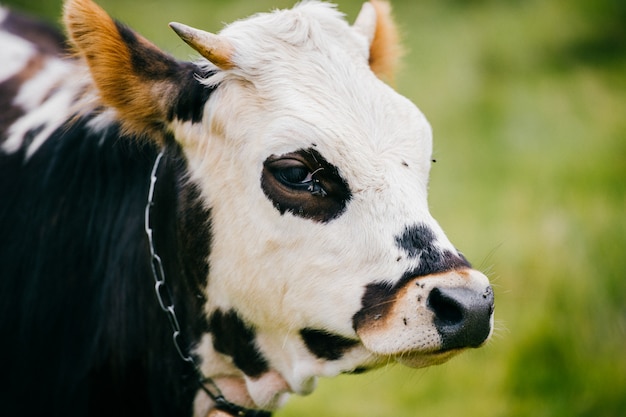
[144,151,193,365]
[144,151,271,417]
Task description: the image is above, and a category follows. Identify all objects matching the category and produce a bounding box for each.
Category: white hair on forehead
[226,1,347,46]
[185,1,426,188]
[196,1,370,86]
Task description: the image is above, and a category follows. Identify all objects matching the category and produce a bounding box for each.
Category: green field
[7,0,625,415]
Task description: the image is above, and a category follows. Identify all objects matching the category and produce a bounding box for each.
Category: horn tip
[169,22,190,39]
[168,22,235,70]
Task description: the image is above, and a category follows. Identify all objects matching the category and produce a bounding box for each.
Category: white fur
[0,29,36,84]
[3,57,85,157]
[12,57,73,111]
[169,3,491,411]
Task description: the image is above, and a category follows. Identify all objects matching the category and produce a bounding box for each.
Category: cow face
[64,0,494,411]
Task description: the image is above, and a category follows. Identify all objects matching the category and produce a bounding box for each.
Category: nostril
[427,287,463,326]
[427,286,494,350]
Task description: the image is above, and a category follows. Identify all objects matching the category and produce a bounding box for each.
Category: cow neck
[145,150,272,417]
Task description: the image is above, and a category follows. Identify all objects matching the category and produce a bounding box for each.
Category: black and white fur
[0,1,494,416]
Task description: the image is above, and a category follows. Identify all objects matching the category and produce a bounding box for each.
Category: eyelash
[275,165,327,196]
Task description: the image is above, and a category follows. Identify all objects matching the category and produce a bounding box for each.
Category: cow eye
[268,159,317,192]
[261,149,352,223]
[277,165,312,188]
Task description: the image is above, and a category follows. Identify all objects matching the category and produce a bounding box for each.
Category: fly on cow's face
[307,168,327,197]
[308,181,327,197]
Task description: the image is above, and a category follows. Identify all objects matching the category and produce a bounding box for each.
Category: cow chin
[394,349,462,369]
[244,371,293,410]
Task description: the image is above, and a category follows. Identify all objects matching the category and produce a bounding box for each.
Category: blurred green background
[6,0,624,415]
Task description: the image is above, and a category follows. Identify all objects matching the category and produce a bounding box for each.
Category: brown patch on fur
[63,0,179,139]
[209,113,226,139]
[368,0,403,84]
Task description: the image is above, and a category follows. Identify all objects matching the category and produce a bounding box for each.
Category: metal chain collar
[144,150,271,417]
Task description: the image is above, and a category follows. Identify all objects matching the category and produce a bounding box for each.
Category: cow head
[64,0,494,412]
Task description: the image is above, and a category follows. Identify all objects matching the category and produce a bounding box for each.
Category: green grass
[7,0,625,415]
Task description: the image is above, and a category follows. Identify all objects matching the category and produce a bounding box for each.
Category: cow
[0,0,495,416]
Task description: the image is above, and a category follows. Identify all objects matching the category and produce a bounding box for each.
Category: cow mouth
[393,347,462,369]
[345,346,464,373]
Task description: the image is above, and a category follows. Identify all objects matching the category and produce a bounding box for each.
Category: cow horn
[169,22,235,70]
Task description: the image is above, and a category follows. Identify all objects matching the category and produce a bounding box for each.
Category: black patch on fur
[115,21,215,123]
[395,223,436,258]
[261,148,352,223]
[115,21,180,80]
[209,309,270,378]
[352,282,396,332]
[21,124,46,148]
[300,328,359,360]
[402,248,470,280]
[0,114,212,416]
[0,75,25,140]
[168,64,216,124]
[395,223,471,277]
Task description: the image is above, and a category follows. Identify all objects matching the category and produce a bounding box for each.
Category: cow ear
[353,0,403,83]
[64,0,216,139]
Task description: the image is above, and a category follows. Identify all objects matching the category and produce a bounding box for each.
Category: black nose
[427,286,494,350]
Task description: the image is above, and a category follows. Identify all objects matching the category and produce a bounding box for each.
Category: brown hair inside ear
[63,0,184,139]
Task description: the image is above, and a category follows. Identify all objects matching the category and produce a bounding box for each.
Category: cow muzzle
[353,269,494,368]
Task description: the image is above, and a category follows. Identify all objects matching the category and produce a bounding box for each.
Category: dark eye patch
[261,148,351,223]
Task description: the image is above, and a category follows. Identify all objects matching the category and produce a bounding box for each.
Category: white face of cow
[172,2,493,409]
[63,0,494,412]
